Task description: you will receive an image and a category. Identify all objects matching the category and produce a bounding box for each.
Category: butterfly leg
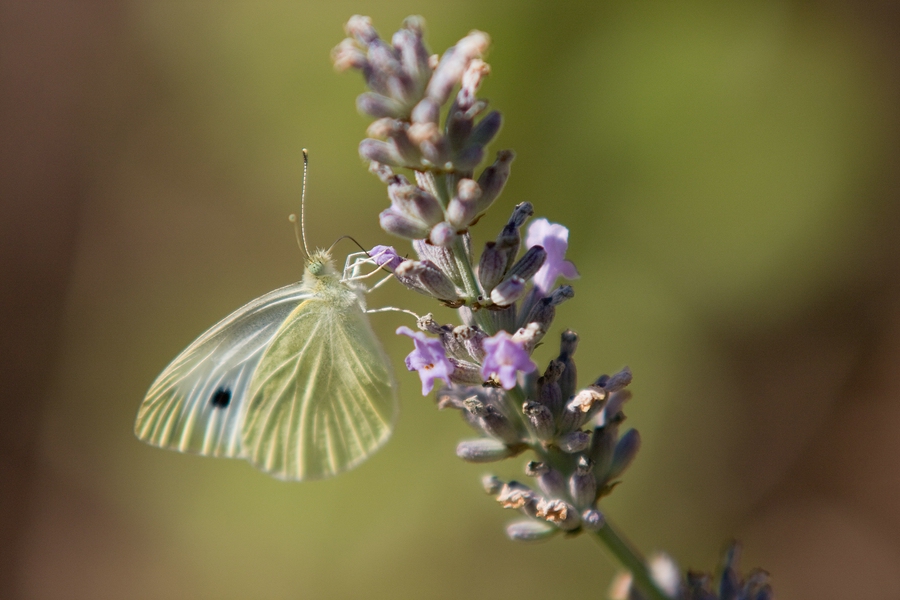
[366,306,420,319]
[342,251,375,280]
[366,271,395,292]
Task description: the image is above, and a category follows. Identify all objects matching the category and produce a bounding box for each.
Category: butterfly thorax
[302,249,362,311]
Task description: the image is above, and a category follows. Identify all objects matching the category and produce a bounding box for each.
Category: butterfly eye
[210,387,231,409]
[309,261,324,276]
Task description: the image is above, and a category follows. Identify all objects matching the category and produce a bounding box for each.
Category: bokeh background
[3,1,900,598]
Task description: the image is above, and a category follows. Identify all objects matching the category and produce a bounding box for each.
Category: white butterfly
[135,151,398,480]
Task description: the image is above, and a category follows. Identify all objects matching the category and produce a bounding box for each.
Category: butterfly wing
[241,286,398,480]
[135,282,312,458]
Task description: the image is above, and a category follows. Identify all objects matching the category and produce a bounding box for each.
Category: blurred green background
[4,1,900,598]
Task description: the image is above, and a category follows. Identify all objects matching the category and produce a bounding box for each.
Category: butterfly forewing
[135,282,312,458]
[241,285,398,481]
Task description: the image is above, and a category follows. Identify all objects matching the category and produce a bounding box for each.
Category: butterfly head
[305,249,337,280]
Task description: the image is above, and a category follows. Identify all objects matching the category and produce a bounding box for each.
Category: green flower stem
[592,520,671,600]
[451,235,482,302]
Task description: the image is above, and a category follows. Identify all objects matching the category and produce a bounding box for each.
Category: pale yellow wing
[240,287,398,481]
[135,283,311,458]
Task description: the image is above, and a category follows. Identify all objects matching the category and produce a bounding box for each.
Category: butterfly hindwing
[241,285,398,481]
[135,282,312,458]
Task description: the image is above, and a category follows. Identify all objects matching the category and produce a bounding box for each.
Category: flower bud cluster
[371,201,577,337]
[335,15,497,174]
[335,15,511,247]
[611,544,774,600]
[439,331,638,540]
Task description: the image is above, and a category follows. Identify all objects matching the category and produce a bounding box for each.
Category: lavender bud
[425,31,490,106]
[559,328,579,358]
[366,39,407,99]
[331,38,367,72]
[458,59,490,109]
[745,572,775,600]
[608,428,641,480]
[609,573,635,600]
[447,359,483,385]
[569,456,597,508]
[368,161,395,184]
[379,208,431,239]
[456,438,515,463]
[388,181,443,226]
[496,481,537,512]
[482,474,503,495]
[523,460,547,477]
[438,324,468,359]
[457,177,481,202]
[525,286,575,330]
[446,196,478,229]
[557,330,579,401]
[419,135,450,168]
[536,361,565,416]
[477,241,507,291]
[416,313,444,335]
[429,221,458,247]
[475,150,515,214]
[535,498,580,531]
[505,519,558,542]
[345,15,378,45]
[360,138,405,167]
[468,110,502,149]
[391,26,430,95]
[648,553,681,599]
[413,239,462,286]
[604,390,632,422]
[558,430,590,454]
[453,145,484,172]
[560,387,607,432]
[581,509,605,531]
[395,260,458,300]
[589,423,618,482]
[490,275,526,306]
[508,201,534,229]
[447,178,481,229]
[604,366,633,393]
[365,117,397,139]
[391,129,423,164]
[464,398,521,445]
[526,461,567,499]
[453,325,487,362]
[720,544,742,600]
[506,245,546,281]
[410,97,440,125]
[446,105,474,152]
[512,323,542,355]
[356,92,405,119]
[522,401,555,442]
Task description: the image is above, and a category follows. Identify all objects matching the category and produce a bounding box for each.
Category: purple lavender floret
[396,326,455,394]
[526,218,579,294]
[369,245,403,270]
[480,331,537,389]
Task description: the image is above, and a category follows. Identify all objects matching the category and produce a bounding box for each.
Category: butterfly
[134,152,398,481]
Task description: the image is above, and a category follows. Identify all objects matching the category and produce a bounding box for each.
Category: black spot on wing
[211,387,231,409]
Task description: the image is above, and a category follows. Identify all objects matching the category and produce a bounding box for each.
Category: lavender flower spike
[526,218,579,294]
[481,330,537,390]
[397,326,455,395]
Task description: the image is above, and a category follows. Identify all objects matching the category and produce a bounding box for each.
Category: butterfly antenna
[299,148,311,257]
[328,235,368,256]
[288,214,306,256]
